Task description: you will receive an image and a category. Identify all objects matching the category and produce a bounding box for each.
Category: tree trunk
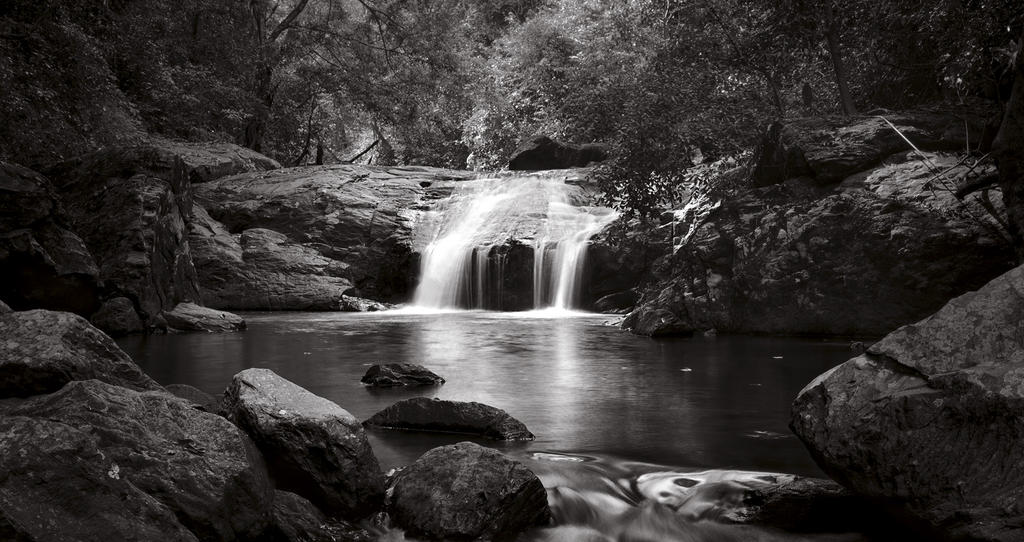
[822,2,856,116]
[994,34,1024,262]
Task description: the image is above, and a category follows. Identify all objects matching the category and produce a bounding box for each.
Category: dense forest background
[2,0,1021,212]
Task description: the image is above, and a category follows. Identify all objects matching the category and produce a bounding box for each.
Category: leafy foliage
[1,0,1021,215]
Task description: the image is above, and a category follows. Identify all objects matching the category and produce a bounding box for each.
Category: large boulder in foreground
[364,397,534,441]
[360,363,445,387]
[389,442,551,541]
[791,263,1024,542]
[163,302,246,332]
[508,135,608,171]
[0,309,161,398]
[0,415,199,542]
[2,380,274,540]
[0,161,100,316]
[222,368,385,519]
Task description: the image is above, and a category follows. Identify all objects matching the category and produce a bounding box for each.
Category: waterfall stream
[411,175,617,311]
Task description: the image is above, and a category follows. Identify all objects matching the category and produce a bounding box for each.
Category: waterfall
[412,175,617,311]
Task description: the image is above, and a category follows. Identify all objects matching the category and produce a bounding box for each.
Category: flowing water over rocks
[412,175,617,311]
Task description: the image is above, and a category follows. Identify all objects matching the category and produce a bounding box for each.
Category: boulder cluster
[0,309,549,541]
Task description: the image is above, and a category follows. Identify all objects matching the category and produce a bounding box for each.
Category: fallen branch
[344,139,379,163]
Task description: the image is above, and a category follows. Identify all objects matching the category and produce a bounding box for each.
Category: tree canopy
[1,0,1021,212]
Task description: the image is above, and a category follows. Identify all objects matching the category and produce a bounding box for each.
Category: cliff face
[624,108,1016,337]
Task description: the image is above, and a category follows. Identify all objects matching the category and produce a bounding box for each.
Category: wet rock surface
[360,363,445,387]
[0,161,100,316]
[163,302,246,332]
[222,368,385,519]
[2,379,275,540]
[0,309,161,398]
[364,396,533,440]
[791,264,1024,541]
[388,442,551,541]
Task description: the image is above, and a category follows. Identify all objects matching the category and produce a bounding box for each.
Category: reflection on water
[118,311,853,477]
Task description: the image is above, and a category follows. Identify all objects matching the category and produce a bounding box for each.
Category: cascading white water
[412,175,617,311]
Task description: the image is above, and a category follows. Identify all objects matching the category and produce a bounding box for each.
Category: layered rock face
[626,109,1015,336]
[791,264,1024,541]
[9,138,277,334]
[194,164,476,305]
[46,143,204,329]
[0,162,100,315]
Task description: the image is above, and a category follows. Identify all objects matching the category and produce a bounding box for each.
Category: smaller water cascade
[412,175,617,311]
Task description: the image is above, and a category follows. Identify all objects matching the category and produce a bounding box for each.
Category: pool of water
[117,310,853,476]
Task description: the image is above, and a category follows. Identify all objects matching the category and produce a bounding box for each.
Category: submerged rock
[0,309,161,398]
[508,135,608,170]
[0,415,200,542]
[0,161,100,316]
[222,368,385,519]
[360,363,445,387]
[0,299,10,314]
[3,380,274,540]
[365,397,533,440]
[163,302,246,332]
[388,442,551,541]
[791,263,1024,541]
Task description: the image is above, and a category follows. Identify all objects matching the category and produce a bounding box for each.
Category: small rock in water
[364,397,533,440]
[360,363,445,387]
[680,368,693,372]
[388,442,550,540]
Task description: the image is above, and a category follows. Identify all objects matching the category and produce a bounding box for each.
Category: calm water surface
[117,311,852,476]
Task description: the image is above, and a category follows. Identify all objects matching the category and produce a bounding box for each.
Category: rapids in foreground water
[118,311,870,541]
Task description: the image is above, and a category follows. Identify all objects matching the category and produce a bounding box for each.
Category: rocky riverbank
[0,307,553,541]
[623,106,1016,337]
